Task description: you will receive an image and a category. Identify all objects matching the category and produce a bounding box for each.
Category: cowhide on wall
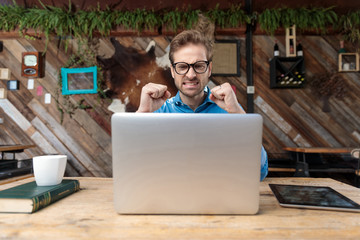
[97,37,177,112]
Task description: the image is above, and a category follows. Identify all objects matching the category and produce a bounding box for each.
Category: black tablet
[269,184,360,213]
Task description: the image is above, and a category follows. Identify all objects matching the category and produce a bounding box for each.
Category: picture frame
[0,68,11,80]
[61,66,97,95]
[7,80,19,90]
[0,87,6,99]
[211,40,241,77]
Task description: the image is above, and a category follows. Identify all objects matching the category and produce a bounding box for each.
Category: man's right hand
[136,83,171,113]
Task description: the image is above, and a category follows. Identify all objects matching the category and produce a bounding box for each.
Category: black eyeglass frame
[171,61,211,75]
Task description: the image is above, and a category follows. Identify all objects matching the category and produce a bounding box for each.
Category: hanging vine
[0,1,357,41]
[55,37,106,124]
[338,10,360,44]
[258,7,338,34]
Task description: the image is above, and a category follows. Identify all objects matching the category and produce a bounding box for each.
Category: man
[137,30,268,180]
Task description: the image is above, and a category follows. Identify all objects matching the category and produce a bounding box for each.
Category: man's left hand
[210,83,245,114]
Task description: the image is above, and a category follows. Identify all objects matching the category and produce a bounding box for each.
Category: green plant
[0,2,25,31]
[1,2,359,42]
[258,7,338,34]
[338,10,360,44]
[182,8,202,30]
[162,8,198,31]
[0,2,247,40]
[21,2,76,49]
[55,37,106,123]
[78,6,117,38]
[206,4,249,28]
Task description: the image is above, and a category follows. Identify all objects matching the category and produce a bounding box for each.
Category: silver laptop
[111,113,263,215]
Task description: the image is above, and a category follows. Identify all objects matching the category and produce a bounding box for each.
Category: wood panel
[0,34,359,177]
[252,35,360,156]
[0,38,113,177]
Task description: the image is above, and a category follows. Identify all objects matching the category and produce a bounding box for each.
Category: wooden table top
[1,177,360,240]
[283,147,353,154]
[0,144,36,152]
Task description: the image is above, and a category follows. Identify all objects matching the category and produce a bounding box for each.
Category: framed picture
[0,88,6,99]
[212,40,241,77]
[61,66,97,95]
[0,68,11,80]
[7,80,19,90]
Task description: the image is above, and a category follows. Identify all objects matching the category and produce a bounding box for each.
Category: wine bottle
[280,74,285,85]
[274,40,280,56]
[297,41,303,56]
[338,40,346,53]
[289,39,294,55]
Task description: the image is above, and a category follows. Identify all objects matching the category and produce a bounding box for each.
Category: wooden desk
[1,177,360,239]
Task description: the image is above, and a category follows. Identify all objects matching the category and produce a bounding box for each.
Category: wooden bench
[0,144,36,160]
[283,147,360,177]
[268,167,296,172]
[0,145,35,179]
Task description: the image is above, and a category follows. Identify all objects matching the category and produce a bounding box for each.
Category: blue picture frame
[61,66,97,95]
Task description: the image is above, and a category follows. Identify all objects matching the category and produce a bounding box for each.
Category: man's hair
[169,30,214,63]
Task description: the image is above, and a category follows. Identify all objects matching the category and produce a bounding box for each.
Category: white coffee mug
[33,155,67,186]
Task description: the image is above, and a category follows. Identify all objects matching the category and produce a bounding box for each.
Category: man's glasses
[172,61,210,75]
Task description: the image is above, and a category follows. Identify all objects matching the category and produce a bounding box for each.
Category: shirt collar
[174,86,215,106]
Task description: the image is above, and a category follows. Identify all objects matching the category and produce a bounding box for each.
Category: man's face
[170,43,212,99]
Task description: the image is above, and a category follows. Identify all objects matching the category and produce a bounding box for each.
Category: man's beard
[176,76,207,98]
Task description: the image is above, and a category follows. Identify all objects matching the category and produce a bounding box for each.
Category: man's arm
[210,83,268,180]
[260,147,268,181]
[136,83,171,113]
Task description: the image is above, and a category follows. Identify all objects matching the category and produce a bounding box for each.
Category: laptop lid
[111,113,263,214]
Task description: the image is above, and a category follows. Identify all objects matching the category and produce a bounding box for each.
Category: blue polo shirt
[154,86,268,181]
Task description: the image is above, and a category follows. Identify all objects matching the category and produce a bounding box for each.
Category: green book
[0,179,80,213]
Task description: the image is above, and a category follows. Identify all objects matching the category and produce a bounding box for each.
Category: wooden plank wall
[0,35,359,177]
[253,36,360,158]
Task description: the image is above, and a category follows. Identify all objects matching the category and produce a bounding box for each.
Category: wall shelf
[285,25,296,57]
[270,57,305,89]
[338,53,359,72]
